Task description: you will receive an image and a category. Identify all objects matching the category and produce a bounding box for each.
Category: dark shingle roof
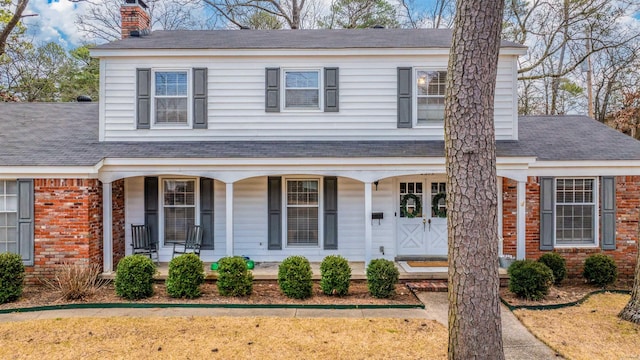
[92,29,525,51]
[1,103,639,167]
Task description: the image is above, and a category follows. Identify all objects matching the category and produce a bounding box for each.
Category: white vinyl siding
[0,180,18,253]
[100,53,519,141]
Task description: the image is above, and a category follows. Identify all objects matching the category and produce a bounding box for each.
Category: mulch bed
[499,279,632,307]
[0,280,422,311]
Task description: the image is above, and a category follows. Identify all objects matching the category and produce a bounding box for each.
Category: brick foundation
[112,179,126,269]
[502,176,639,279]
[26,179,103,283]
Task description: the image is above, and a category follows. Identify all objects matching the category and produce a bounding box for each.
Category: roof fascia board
[529,160,640,176]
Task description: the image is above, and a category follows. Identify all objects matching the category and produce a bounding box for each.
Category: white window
[163,179,196,244]
[416,70,446,125]
[154,71,189,125]
[0,180,18,253]
[284,70,320,109]
[286,179,319,246]
[555,178,597,246]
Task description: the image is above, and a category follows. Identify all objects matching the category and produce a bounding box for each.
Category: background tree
[318,0,398,29]
[0,0,29,57]
[397,0,454,29]
[202,0,315,29]
[75,0,215,42]
[444,0,505,358]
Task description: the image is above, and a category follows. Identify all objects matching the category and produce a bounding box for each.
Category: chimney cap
[76,95,92,102]
[124,0,148,9]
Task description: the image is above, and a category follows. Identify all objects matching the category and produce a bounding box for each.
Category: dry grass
[0,317,447,359]
[514,293,640,360]
[42,263,110,301]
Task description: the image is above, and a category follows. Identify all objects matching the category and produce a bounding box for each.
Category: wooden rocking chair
[172,225,203,259]
[131,224,159,262]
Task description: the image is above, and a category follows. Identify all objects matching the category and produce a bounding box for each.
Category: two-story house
[1,0,639,280]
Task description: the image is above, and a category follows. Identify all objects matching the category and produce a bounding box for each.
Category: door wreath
[431,192,447,218]
[401,193,422,218]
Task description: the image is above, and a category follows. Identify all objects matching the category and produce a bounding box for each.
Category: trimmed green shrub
[583,254,617,287]
[538,252,567,285]
[166,254,205,298]
[366,259,399,298]
[278,256,313,299]
[114,255,156,300]
[320,255,351,296]
[216,256,253,296]
[0,253,25,304]
[508,260,554,300]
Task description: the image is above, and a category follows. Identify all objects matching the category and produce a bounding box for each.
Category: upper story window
[416,70,446,126]
[284,70,320,110]
[555,178,597,246]
[154,71,189,125]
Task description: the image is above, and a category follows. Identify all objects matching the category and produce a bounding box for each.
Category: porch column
[364,182,373,265]
[516,180,526,260]
[225,182,234,257]
[102,181,113,273]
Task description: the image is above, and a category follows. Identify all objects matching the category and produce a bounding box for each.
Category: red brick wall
[26,179,103,282]
[501,179,517,257]
[112,179,126,269]
[519,176,639,279]
[120,5,150,39]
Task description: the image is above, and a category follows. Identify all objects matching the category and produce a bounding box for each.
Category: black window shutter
[200,177,215,250]
[324,177,338,250]
[267,176,282,250]
[324,67,339,112]
[601,176,616,250]
[540,177,555,250]
[193,67,208,129]
[265,68,280,112]
[397,67,412,128]
[17,179,34,266]
[136,68,151,129]
[144,177,159,247]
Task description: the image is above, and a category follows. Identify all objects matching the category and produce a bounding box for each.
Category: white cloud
[21,0,90,49]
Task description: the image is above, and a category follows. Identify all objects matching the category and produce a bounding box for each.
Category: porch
[101,261,509,281]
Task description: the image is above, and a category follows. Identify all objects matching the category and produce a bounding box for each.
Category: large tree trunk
[444,1,505,359]
[619,218,640,323]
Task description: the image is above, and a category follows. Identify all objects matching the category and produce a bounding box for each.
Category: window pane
[286,180,319,246]
[155,72,187,96]
[285,71,319,88]
[164,207,195,243]
[156,98,188,124]
[285,89,319,108]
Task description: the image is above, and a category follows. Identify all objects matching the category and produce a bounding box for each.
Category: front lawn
[0,317,447,359]
[514,293,640,360]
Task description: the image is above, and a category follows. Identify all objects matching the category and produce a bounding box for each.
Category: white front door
[397,178,448,256]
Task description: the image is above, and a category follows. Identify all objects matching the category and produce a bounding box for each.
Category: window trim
[158,177,200,248]
[413,68,447,128]
[151,69,192,129]
[553,177,599,248]
[282,176,323,248]
[282,68,323,112]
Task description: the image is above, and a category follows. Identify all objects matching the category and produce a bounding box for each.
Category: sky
[17,0,640,51]
[22,0,90,49]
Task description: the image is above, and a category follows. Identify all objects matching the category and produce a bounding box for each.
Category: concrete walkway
[418,292,562,360]
[0,293,561,359]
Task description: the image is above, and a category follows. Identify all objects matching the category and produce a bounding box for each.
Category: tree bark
[444,0,505,359]
[619,215,640,323]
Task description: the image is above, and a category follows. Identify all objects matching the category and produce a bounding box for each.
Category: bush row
[508,253,618,300]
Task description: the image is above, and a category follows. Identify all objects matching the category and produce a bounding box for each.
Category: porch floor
[102,262,508,281]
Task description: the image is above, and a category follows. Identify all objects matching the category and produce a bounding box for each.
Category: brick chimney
[120,0,150,39]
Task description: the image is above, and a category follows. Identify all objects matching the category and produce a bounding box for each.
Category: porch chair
[172,225,203,259]
[131,224,159,263]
